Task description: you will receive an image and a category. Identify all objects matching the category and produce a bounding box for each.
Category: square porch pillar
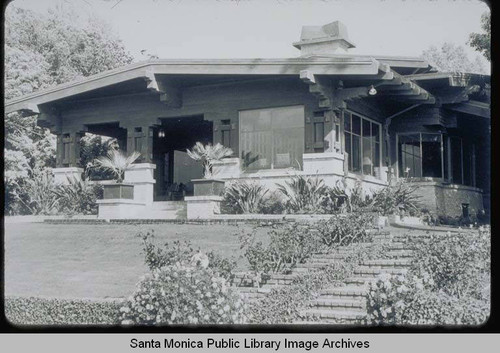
[124,163,156,206]
[126,125,154,163]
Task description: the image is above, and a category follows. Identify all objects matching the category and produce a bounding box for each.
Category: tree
[4,4,134,214]
[469,12,490,62]
[421,42,487,74]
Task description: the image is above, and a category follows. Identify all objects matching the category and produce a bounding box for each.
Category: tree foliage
[4,4,133,214]
[469,12,491,62]
[422,42,487,74]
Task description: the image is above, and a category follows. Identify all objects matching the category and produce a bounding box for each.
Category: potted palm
[94,149,141,199]
[187,142,233,196]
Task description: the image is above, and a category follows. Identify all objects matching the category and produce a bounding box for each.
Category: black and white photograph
[3,0,491,329]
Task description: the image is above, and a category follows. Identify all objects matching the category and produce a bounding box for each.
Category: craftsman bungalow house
[5,21,490,220]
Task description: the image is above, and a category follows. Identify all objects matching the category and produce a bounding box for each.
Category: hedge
[5,296,121,326]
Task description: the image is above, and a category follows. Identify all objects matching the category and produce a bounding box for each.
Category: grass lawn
[4,222,269,300]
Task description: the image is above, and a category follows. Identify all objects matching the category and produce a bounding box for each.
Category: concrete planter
[102,183,134,200]
[192,179,225,196]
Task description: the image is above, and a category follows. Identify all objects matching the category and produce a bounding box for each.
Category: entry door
[173,150,203,195]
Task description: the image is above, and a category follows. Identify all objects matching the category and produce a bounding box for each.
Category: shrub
[317,212,374,248]
[119,264,246,325]
[277,175,328,214]
[372,178,421,216]
[139,231,237,284]
[408,230,490,300]
[321,179,373,214]
[12,167,59,215]
[222,181,269,214]
[366,272,489,326]
[366,228,491,325]
[5,297,120,325]
[242,223,324,274]
[257,191,285,214]
[53,176,103,215]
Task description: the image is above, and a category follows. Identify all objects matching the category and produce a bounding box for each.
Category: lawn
[4,222,269,300]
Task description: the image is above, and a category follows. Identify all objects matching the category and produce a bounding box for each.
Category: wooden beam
[444,101,490,118]
[144,70,182,108]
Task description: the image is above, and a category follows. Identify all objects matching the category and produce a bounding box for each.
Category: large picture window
[398,133,443,178]
[239,106,304,170]
[344,111,381,177]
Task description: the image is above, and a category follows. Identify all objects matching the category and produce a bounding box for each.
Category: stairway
[236,227,422,324]
[298,232,416,324]
[135,201,187,219]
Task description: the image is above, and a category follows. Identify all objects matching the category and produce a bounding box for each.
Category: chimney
[293,21,356,56]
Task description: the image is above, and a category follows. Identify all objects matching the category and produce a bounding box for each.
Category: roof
[4,54,432,114]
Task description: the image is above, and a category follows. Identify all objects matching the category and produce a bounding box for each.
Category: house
[5,21,490,220]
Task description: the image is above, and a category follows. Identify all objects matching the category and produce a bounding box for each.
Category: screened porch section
[397,132,477,187]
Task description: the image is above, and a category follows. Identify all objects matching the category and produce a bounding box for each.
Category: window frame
[343,110,383,178]
[396,132,445,180]
[238,105,305,171]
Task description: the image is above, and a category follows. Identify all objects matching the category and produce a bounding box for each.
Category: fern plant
[93,149,141,183]
[186,142,233,179]
[277,174,328,214]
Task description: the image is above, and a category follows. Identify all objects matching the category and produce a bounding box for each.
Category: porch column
[123,125,156,206]
[126,125,154,162]
[53,131,84,184]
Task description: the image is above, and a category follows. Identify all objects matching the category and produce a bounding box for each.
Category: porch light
[368,85,377,96]
[158,129,165,138]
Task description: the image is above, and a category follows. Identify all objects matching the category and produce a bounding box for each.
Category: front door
[153,115,212,200]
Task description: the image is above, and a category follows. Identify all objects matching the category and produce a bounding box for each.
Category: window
[450,136,475,186]
[239,106,304,170]
[344,112,381,177]
[398,133,442,178]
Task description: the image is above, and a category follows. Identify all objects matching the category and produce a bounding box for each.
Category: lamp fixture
[158,129,165,138]
[368,85,377,96]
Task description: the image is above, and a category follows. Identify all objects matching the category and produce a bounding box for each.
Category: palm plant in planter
[187,142,233,196]
[94,150,141,199]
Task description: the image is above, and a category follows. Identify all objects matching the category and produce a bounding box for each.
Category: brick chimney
[293,21,356,56]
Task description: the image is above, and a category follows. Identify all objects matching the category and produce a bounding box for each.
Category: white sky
[9,0,490,68]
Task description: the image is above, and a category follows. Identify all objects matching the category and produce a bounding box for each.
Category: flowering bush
[367,228,490,325]
[119,263,246,325]
[139,231,236,283]
[366,272,489,325]
[409,229,490,300]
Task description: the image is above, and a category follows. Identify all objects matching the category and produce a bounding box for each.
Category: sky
[8,0,490,68]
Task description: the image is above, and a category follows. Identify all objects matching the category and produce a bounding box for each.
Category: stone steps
[300,309,366,323]
[311,298,366,312]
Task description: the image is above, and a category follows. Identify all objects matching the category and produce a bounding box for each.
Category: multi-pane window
[398,133,443,178]
[239,105,304,170]
[344,112,381,177]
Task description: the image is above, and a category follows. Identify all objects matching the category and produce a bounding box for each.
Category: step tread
[301,309,367,319]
